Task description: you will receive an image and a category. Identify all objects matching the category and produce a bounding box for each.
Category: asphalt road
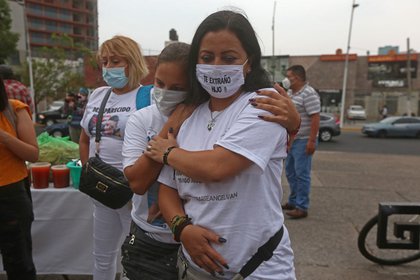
[318,131,420,156]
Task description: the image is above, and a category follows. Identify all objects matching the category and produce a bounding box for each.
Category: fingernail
[218,237,227,243]
[251,102,257,106]
[169,127,174,133]
[223,264,230,269]
[248,98,255,102]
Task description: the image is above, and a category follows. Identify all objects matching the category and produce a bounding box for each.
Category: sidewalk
[2,151,419,280]
[282,151,420,280]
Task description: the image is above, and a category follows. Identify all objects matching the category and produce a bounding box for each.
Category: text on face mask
[203,75,232,84]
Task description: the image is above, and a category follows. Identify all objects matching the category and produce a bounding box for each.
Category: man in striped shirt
[281,65,320,219]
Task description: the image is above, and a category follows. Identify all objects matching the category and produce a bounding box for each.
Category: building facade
[8,0,98,63]
[263,49,419,120]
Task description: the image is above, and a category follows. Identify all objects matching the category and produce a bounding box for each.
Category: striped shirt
[288,84,320,139]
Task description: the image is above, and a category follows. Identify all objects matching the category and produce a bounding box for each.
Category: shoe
[285,208,308,219]
[281,203,296,210]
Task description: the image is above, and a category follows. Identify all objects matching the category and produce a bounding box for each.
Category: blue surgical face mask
[102,67,128,89]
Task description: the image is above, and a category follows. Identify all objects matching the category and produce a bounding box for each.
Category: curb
[342,127,362,132]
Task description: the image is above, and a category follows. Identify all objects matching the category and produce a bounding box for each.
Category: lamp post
[14,0,35,121]
[339,0,359,128]
[271,1,277,82]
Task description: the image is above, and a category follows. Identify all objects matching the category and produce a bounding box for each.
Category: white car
[48,100,65,111]
[347,105,367,120]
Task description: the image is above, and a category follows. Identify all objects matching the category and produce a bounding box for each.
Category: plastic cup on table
[51,164,70,188]
[31,162,51,189]
[66,161,82,189]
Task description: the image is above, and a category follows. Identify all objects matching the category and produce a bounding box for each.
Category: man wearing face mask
[281,65,320,219]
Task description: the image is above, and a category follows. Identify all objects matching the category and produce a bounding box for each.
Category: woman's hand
[144,131,178,164]
[164,104,196,137]
[181,224,228,276]
[250,83,300,132]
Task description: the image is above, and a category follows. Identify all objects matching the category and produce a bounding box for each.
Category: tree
[0,0,19,64]
[21,34,94,107]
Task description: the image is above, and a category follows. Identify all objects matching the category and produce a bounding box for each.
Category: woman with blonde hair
[79,35,149,280]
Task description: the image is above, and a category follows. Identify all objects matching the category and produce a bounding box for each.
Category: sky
[98,0,420,57]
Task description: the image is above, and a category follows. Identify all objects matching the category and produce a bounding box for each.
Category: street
[319,130,420,156]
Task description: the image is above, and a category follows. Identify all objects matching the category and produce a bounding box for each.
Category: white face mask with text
[195,60,247,98]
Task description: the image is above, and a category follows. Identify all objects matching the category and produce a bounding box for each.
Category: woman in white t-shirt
[121,42,194,280]
[145,10,295,280]
[79,35,149,280]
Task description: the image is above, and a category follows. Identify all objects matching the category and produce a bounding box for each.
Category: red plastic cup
[51,164,70,188]
[31,162,51,189]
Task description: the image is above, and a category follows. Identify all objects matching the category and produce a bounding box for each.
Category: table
[1,186,94,275]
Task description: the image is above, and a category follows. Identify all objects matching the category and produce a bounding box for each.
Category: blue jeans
[285,139,316,211]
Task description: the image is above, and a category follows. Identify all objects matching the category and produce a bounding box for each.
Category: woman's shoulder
[90,86,111,98]
[9,99,30,114]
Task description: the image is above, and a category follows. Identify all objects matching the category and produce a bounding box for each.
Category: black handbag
[79,88,133,209]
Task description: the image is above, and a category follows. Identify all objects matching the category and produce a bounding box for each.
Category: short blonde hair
[98,35,149,89]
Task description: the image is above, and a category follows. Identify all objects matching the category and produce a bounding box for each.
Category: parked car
[347,105,367,120]
[319,112,341,142]
[36,106,67,126]
[42,122,70,138]
[361,116,420,138]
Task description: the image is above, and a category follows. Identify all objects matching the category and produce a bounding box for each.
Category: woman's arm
[0,108,38,162]
[124,104,195,194]
[250,83,300,133]
[79,129,90,165]
[159,184,228,275]
[145,132,252,182]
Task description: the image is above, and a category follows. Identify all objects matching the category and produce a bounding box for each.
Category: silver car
[319,112,341,142]
[362,116,420,138]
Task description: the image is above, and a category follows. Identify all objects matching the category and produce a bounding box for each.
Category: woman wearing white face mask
[145,10,295,280]
[78,35,149,280]
[121,42,195,280]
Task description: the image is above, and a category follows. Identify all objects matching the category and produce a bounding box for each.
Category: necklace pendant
[207,120,215,131]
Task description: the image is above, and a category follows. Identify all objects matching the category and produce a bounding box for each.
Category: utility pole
[406,37,412,116]
[271,1,277,82]
[339,0,359,128]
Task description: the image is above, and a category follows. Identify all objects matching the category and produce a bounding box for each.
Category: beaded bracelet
[163,146,176,165]
[170,215,192,242]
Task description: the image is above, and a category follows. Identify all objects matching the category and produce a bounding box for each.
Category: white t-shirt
[158,90,295,279]
[80,86,139,171]
[122,104,176,244]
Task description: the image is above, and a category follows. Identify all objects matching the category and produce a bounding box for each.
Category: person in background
[146,10,295,279]
[68,87,88,143]
[281,65,320,219]
[121,42,193,280]
[79,35,149,280]
[0,76,39,280]
[0,65,34,114]
[380,105,388,119]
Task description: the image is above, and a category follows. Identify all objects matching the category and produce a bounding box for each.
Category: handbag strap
[94,88,113,156]
[233,226,284,279]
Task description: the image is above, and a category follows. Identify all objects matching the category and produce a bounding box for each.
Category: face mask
[152,87,188,117]
[102,67,128,89]
[281,77,291,90]
[196,60,247,98]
